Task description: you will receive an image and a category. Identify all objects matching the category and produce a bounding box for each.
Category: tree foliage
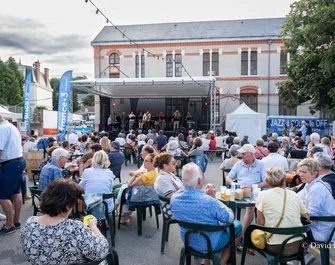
[0,57,24,105]
[81,94,94,106]
[278,0,335,116]
[50,75,87,112]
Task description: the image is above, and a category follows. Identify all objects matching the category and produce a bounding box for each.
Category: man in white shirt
[68,130,78,145]
[261,141,289,172]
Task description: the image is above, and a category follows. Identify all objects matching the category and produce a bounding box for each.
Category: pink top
[255,146,270,159]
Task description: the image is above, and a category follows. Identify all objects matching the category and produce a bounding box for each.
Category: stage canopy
[71,77,215,98]
[0,106,22,121]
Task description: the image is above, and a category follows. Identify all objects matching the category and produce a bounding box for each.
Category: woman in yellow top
[128,153,158,187]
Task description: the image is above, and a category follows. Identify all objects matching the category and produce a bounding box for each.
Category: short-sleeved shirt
[0,120,23,161]
[154,171,182,196]
[20,217,109,265]
[38,161,63,190]
[261,153,289,172]
[171,188,234,253]
[140,169,158,186]
[228,159,266,186]
[256,188,307,244]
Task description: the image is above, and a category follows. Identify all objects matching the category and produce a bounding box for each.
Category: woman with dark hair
[188,137,204,156]
[287,139,307,159]
[290,121,296,134]
[20,178,109,265]
[154,153,182,198]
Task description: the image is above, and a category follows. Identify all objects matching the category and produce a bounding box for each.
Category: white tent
[0,106,22,121]
[226,103,267,145]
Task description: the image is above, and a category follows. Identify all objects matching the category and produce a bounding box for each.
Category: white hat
[237,144,255,154]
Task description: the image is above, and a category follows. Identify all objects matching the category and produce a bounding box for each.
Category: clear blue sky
[0,0,295,78]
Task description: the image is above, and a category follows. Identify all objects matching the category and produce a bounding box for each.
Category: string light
[84,0,211,88]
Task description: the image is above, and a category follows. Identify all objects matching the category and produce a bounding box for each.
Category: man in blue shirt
[171,163,241,265]
[0,115,26,236]
[38,148,69,190]
[156,130,167,151]
[226,143,267,248]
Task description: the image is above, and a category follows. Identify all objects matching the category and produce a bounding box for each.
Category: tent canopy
[0,106,22,121]
[226,103,267,145]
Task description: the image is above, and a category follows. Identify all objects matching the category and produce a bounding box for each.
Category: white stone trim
[257,87,262,94]
[219,48,223,54]
[238,48,242,54]
[119,55,124,58]
[236,87,241,95]
[163,50,167,58]
[277,46,281,53]
[181,50,185,56]
[199,49,203,55]
[257,47,262,54]
[132,52,136,58]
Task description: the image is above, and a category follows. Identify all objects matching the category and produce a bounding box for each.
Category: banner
[22,71,32,131]
[57,70,73,136]
[267,116,329,136]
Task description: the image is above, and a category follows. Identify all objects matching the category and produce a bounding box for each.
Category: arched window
[109,53,120,65]
[240,86,258,112]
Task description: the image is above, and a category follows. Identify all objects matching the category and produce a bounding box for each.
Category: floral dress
[20,217,109,265]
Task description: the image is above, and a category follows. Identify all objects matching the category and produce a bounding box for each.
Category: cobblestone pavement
[0,157,331,265]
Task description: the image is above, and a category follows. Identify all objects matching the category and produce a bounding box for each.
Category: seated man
[38,148,69,190]
[226,144,267,252]
[171,163,241,265]
[108,141,125,167]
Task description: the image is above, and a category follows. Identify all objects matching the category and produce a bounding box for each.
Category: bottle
[230,183,235,201]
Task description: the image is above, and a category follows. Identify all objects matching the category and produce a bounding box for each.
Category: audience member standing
[0,114,26,235]
[172,110,181,130]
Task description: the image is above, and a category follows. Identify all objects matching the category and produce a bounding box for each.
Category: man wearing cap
[0,115,26,235]
[226,143,267,245]
[38,148,69,190]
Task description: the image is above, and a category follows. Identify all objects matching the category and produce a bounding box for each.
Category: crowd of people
[1,111,335,265]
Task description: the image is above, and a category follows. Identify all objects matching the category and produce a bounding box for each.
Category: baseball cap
[237,144,256,154]
[310,146,324,154]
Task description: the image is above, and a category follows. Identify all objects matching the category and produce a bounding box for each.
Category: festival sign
[267,116,329,136]
[22,71,32,131]
[57,70,73,137]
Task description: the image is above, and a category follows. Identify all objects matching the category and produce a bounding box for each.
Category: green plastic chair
[158,195,178,254]
[310,216,335,265]
[176,220,236,265]
[241,222,311,265]
[221,168,231,186]
[31,169,41,186]
[118,188,160,236]
[73,252,119,265]
[29,186,43,216]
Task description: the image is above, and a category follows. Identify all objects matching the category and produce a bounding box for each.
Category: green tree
[50,77,60,111]
[81,94,94,106]
[0,57,24,105]
[72,75,87,112]
[277,0,335,116]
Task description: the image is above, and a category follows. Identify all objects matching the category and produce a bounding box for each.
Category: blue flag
[57,70,73,136]
[23,71,32,131]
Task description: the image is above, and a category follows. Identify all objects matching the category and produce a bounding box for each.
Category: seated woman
[255,167,309,255]
[154,153,182,198]
[79,150,114,220]
[115,153,158,225]
[20,178,109,264]
[188,137,204,157]
[220,144,240,170]
[297,158,335,242]
[254,138,270,160]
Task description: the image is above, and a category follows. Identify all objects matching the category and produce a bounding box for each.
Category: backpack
[37,138,49,151]
[194,154,208,173]
[124,142,134,155]
[321,173,335,199]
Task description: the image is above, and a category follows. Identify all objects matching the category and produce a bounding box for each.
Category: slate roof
[92,17,285,45]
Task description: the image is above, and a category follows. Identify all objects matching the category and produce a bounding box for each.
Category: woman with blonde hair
[100,136,110,152]
[255,167,309,255]
[79,150,115,219]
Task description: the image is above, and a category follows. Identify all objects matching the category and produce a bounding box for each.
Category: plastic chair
[102,193,116,247]
[118,187,160,236]
[241,222,311,265]
[310,216,335,265]
[221,168,231,186]
[158,195,178,254]
[176,220,236,265]
[31,169,41,186]
[110,164,122,183]
[73,251,119,265]
[29,186,43,216]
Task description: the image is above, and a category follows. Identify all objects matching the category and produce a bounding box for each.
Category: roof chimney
[44,68,50,87]
[34,60,41,83]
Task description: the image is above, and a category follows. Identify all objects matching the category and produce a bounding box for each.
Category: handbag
[251,189,287,249]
